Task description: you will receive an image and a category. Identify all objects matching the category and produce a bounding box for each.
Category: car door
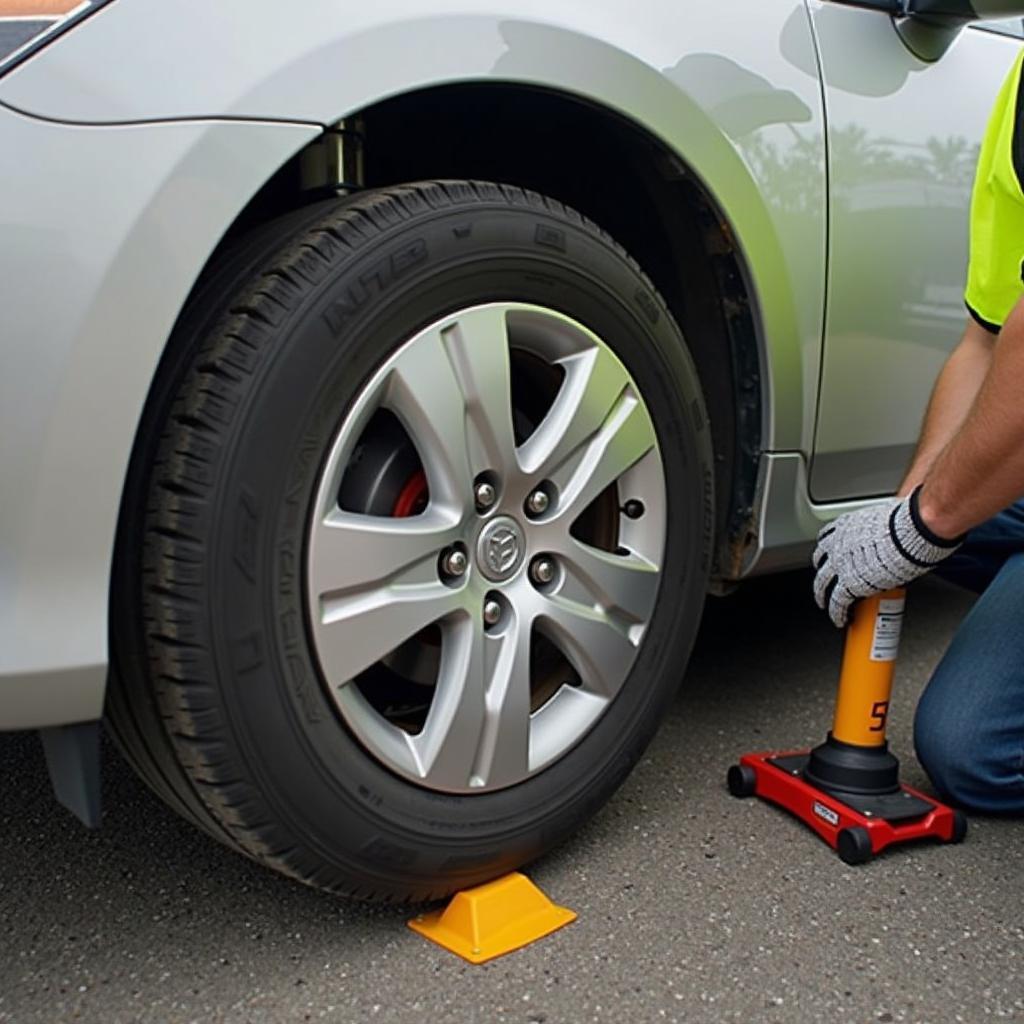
[807,2,1023,501]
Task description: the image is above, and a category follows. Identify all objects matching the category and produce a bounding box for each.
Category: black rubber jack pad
[767,753,933,824]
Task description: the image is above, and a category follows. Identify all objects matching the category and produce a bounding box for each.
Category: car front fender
[1,0,827,454]
[0,108,319,727]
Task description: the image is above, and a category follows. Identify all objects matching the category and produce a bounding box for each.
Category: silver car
[2,0,1021,900]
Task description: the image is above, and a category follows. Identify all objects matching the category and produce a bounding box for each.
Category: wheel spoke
[537,595,639,699]
[550,389,657,524]
[413,608,533,789]
[553,537,661,625]
[309,507,460,600]
[314,580,462,688]
[385,306,517,503]
[438,306,519,478]
[517,345,631,478]
[471,610,533,787]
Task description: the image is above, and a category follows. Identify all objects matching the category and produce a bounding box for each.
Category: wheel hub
[475,516,527,582]
[305,302,667,793]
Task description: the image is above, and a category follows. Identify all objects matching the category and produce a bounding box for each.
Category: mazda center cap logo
[487,529,519,574]
[476,517,526,582]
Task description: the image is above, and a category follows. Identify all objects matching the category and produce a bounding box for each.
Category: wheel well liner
[155,82,765,579]
[359,84,763,577]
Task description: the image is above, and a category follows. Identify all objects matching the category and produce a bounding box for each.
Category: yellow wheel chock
[408,872,576,964]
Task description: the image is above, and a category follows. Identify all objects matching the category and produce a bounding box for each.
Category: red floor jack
[727,589,967,864]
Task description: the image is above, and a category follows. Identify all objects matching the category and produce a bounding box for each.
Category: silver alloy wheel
[306,303,667,793]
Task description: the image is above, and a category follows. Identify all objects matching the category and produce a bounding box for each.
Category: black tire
[107,180,714,901]
[949,810,968,844]
[106,199,347,846]
[726,764,757,798]
[836,826,873,866]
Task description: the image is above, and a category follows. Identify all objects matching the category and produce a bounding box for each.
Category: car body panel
[0,107,319,728]
[808,4,1021,500]
[744,452,870,576]
[0,1,1009,735]
[0,1,831,728]
[0,0,829,456]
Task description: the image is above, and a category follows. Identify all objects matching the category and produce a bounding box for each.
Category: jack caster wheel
[836,826,873,865]
[727,764,757,798]
[950,810,968,844]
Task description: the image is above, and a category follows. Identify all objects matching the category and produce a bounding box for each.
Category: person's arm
[898,317,997,496]
[811,304,1018,628]
[917,294,1024,537]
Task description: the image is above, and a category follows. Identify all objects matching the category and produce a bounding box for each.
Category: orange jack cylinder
[830,589,906,747]
[729,587,967,864]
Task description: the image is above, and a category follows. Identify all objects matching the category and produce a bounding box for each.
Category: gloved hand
[812,485,963,627]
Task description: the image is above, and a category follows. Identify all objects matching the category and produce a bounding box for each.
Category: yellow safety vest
[965,49,1024,334]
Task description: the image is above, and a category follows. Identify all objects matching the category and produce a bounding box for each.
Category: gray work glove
[812,485,963,627]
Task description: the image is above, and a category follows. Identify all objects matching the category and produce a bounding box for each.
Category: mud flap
[39,720,102,828]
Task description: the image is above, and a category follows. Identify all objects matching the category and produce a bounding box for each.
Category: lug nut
[525,488,550,517]
[475,481,497,511]
[623,499,646,520]
[441,548,468,578]
[483,599,502,627]
[530,557,556,586]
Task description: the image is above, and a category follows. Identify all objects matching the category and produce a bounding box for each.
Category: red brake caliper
[391,470,436,655]
[391,470,429,518]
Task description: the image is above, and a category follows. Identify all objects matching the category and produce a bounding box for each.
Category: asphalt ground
[2,571,1021,1024]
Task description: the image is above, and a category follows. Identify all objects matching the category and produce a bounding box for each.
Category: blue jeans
[913,501,1024,813]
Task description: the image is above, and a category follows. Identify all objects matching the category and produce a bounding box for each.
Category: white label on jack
[870,597,905,662]
[813,801,840,827]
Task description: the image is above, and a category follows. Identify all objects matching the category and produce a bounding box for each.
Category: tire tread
[108,181,686,900]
